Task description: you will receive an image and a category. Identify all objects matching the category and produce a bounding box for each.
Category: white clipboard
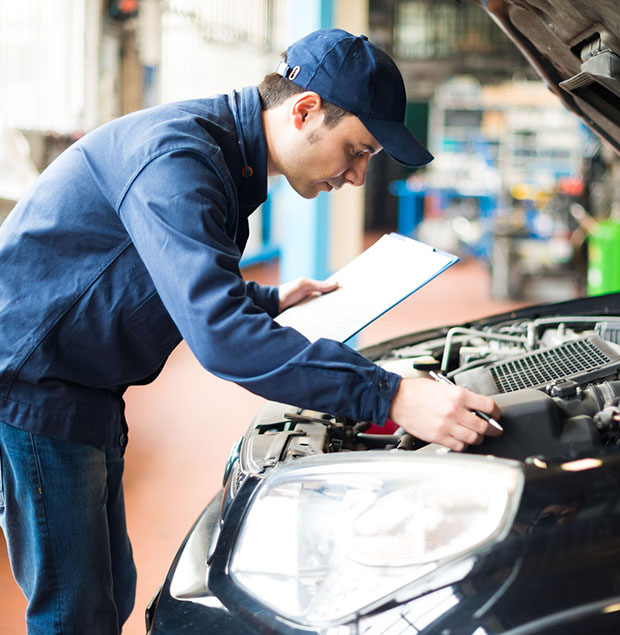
[274,233,459,343]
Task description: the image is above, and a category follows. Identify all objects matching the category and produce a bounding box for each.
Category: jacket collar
[231,86,268,213]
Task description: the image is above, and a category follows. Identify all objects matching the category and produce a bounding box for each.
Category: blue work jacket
[0,86,400,448]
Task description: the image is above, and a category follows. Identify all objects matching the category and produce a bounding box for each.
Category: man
[0,28,500,633]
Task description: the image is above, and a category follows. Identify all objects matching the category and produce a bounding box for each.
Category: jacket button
[378,379,390,390]
[119,433,127,447]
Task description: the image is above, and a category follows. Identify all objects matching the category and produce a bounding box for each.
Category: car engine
[236,313,620,485]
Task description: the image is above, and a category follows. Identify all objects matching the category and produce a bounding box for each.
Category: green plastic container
[588,220,620,295]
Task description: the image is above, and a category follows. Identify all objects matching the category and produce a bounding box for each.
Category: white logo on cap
[289,65,301,80]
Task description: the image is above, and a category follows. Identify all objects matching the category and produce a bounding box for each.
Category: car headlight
[227,452,523,626]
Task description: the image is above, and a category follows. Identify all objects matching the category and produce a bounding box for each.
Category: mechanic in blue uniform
[0,29,501,633]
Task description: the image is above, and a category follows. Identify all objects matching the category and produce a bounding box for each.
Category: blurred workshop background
[1,1,620,634]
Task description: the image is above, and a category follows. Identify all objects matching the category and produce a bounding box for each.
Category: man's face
[281,112,382,199]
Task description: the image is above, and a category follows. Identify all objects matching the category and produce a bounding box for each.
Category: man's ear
[290,92,323,130]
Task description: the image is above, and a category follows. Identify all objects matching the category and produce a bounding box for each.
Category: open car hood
[477,0,620,155]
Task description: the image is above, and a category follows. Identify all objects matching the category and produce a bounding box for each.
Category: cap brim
[359,116,433,168]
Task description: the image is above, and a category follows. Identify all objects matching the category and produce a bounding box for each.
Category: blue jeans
[0,420,137,634]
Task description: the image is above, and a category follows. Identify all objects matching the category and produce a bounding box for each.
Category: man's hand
[278,277,339,313]
[389,378,502,452]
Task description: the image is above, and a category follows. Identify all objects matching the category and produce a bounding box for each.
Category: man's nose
[344,155,370,187]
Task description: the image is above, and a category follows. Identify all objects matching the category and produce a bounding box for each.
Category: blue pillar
[278,0,334,283]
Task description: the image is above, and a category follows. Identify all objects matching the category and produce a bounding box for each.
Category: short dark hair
[257,52,350,129]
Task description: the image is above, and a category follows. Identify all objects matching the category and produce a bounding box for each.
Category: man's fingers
[444,436,467,452]
[435,408,498,451]
[388,378,502,453]
[466,392,502,421]
[310,279,338,294]
[299,278,338,297]
[460,426,484,446]
[484,418,503,437]
[461,390,503,437]
[279,277,339,311]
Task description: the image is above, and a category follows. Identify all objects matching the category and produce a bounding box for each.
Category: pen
[428,370,504,432]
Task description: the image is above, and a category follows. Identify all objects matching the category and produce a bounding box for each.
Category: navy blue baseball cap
[275,28,433,168]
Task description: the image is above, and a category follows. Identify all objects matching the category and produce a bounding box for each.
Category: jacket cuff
[363,365,401,426]
[245,281,280,317]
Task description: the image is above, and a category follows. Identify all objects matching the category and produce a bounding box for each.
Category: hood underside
[478,0,620,154]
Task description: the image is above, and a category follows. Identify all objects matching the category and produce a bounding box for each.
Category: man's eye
[352,149,364,158]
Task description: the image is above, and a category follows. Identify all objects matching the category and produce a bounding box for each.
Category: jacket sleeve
[117,149,400,424]
[244,281,280,317]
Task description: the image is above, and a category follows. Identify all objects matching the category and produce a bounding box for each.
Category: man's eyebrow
[362,142,382,155]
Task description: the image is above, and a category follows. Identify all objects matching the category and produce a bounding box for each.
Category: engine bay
[379,314,620,461]
[239,312,620,479]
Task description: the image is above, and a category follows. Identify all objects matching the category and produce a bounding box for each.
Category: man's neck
[261,106,285,178]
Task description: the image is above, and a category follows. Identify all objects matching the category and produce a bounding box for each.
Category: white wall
[0,0,91,133]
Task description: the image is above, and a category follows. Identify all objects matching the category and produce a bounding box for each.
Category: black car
[146,1,620,633]
[146,293,620,634]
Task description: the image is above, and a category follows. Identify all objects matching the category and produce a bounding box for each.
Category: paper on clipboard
[274,233,459,342]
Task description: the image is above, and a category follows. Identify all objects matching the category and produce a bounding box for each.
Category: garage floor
[0,236,533,635]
